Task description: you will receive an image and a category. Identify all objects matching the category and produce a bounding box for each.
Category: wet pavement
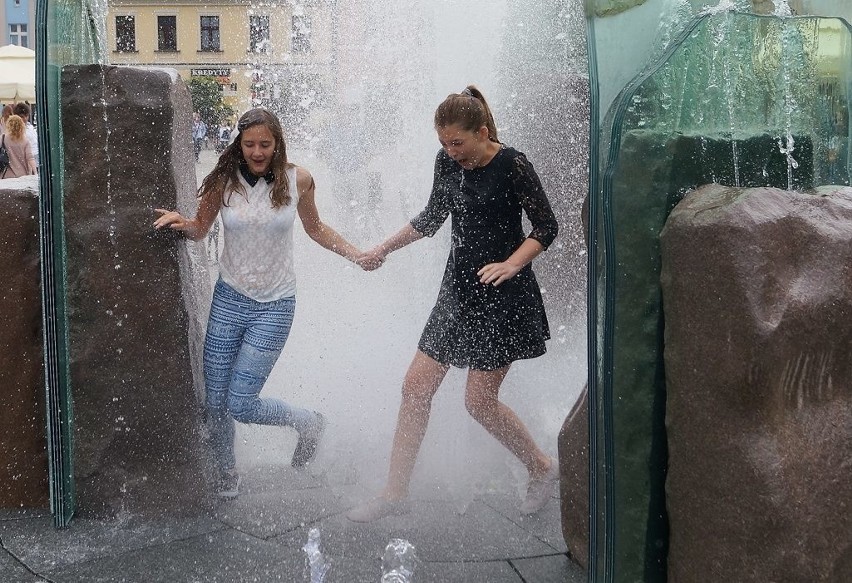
[0,462,584,582]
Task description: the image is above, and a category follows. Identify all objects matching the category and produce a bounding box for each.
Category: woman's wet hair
[434,85,499,143]
[5,114,24,140]
[199,108,292,208]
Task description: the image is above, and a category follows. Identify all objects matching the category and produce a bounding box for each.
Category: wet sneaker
[519,457,559,515]
[346,496,410,523]
[217,471,241,499]
[291,411,326,469]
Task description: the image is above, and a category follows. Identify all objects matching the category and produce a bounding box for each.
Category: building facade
[2,0,35,48]
[106,0,333,122]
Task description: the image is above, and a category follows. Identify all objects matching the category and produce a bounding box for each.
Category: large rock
[558,383,588,567]
[61,65,214,518]
[661,183,852,582]
[0,176,47,508]
[605,129,814,582]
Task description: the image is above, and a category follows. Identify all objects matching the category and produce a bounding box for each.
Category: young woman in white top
[154,108,374,497]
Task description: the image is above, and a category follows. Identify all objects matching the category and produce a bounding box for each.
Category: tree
[188,76,235,126]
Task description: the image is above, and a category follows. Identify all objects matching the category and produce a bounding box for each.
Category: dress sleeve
[410,152,451,237]
[512,152,558,248]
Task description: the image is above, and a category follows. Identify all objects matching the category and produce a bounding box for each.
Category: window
[200,16,220,52]
[115,16,136,52]
[292,15,312,53]
[9,24,27,48]
[249,15,270,53]
[157,15,177,51]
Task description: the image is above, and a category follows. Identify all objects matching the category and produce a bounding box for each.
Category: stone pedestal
[0,176,47,508]
[558,383,589,568]
[61,65,214,518]
[661,183,852,582]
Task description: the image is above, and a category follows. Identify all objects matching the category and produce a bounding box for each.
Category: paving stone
[0,514,224,572]
[419,560,523,582]
[273,498,556,563]
[0,547,47,583]
[233,463,328,496]
[478,489,567,554]
[43,529,303,583]
[511,553,586,583]
[215,480,368,539]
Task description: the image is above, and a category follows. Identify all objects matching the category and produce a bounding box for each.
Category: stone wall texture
[661,183,852,582]
[61,65,214,518]
[0,176,48,508]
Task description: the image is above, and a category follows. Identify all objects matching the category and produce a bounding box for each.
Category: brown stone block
[0,177,47,508]
[61,65,213,518]
[661,183,852,582]
[558,382,589,569]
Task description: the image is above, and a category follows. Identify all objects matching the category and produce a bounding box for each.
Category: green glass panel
[587,1,852,580]
[38,0,106,528]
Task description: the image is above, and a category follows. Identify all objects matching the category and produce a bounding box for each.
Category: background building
[106,0,333,132]
[2,0,36,48]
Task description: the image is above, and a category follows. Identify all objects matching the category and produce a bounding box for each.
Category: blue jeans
[204,279,314,473]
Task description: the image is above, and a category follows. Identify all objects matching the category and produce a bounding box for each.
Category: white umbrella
[0,44,35,103]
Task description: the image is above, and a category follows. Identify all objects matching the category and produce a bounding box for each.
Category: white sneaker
[291,411,326,469]
[519,457,559,515]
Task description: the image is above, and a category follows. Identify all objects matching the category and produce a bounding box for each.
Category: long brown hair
[198,108,293,208]
[434,85,499,142]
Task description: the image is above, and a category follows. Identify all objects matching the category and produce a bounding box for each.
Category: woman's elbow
[303,224,324,243]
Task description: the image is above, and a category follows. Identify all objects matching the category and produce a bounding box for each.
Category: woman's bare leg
[464,366,552,479]
[383,350,449,500]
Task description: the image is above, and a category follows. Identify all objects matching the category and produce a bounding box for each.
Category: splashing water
[302,528,330,583]
[380,539,417,583]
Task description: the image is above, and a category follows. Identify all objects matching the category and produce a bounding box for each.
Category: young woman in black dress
[349,85,560,522]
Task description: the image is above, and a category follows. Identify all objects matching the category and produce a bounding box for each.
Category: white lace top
[218,166,299,302]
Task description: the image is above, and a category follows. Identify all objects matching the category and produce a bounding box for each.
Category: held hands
[478,261,522,286]
[356,246,386,271]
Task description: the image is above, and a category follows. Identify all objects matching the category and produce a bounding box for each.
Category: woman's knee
[464,390,498,423]
[464,368,508,422]
[226,394,257,423]
[400,351,447,406]
[400,374,439,407]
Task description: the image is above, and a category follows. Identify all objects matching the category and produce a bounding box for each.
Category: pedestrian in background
[0,105,13,135]
[192,112,208,163]
[1,114,37,178]
[13,102,38,168]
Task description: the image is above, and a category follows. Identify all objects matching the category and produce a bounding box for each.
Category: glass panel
[115,15,135,53]
[249,15,270,54]
[200,16,220,52]
[157,15,177,52]
[38,0,107,529]
[588,1,852,580]
[291,14,312,53]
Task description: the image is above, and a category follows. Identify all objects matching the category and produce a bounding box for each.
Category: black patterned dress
[410,146,558,371]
